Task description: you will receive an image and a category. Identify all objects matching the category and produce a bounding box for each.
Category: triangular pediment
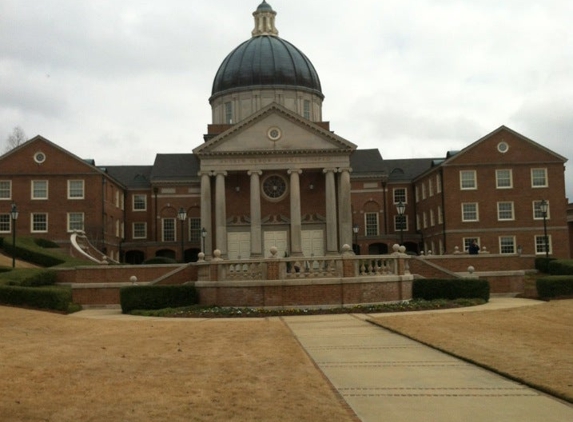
[193,103,356,156]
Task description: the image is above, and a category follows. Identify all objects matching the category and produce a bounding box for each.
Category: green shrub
[547,259,573,276]
[536,276,573,299]
[1,238,65,267]
[535,257,557,273]
[413,278,490,301]
[142,257,178,265]
[120,285,199,313]
[0,269,57,287]
[0,285,72,312]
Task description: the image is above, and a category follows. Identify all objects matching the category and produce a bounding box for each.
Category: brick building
[1,2,570,262]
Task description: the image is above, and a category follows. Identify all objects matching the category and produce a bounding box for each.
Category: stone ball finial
[212,249,223,261]
[468,265,475,274]
[392,244,400,253]
[198,252,205,262]
[130,275,138,285]
[399,245,406,254]
[270,246,278,258]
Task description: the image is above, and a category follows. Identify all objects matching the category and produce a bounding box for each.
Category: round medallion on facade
[34,151,46,164]
[267,127,282,141]
[497,141,509,153]
[262,174,287,201]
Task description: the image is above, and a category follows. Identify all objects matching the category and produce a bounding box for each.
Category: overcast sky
[1,0,572,198]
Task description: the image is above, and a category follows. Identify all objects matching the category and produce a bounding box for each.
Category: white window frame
[162,218,176,242]
[533,200,550,220]
[496,169,513,189]
[499,236,516,254]
[365,212,379,236]
[133,222,147,239]
[394,214,408,232]
[437,205,443,224]
[189,217,201,242]
[31,213,48,233]
[393,188,407,204]
[224,102,233,124]
[460,170,477,190]
[463,237,480,253]
[497,201,515,221]
[462,203,479,222]
[31,180,48,200]
[535,235,552,255]
[531,168,548,188]
[430,209,435,226]
[68,180,85,199]
[0,214,11,233]
[133,194,147,211]
[0,180,12,199]
[436,174,442,193]
[429,179,434,196]
[67,212,84,232]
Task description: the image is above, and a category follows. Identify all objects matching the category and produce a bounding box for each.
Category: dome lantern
[252,1,278,37]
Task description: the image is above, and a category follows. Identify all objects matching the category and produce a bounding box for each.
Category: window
[303,100,311,119]
[133,194,147,211]
[499,236,516,254]
[436,174,442,193]
[115,220,120,237]
[531,168,547,187]
[162,218,175,242]
[415,186,419,203]
[393,188,407,204]
[67,213,84,231]
[430,209,435,226]
[533,201,550,220]
[429,179,433,196]
[535,235,552,255]
[365,212,379,236]
[460,170,477,190]
[462,203,479,222]
[395,214,408,232]
[463,238,480,253]
[0,181,11,199]
[422,212,427,228]
[0,214,10,232]
[497,202,514,221]
[68,180,84,199]
[31,213,48,232]
[496,169,512,189]
[115,191,120,207]
[133,222,147,239]
[189,217,201,242]
[32,180,48,199]
[224,102,233,124]
[421,183,426,199]
[437,205,443,224]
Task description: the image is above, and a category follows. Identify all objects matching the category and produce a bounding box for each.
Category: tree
[5,126,27,152]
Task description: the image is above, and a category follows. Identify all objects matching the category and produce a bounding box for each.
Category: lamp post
[10,203,18,268]
[201,227,207,254]
[177,207,187,262]
[352,223,359,255]
[539,199,549,260]
[396,200,406,246]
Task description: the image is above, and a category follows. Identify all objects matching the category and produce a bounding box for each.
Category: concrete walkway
[72,298,573,421]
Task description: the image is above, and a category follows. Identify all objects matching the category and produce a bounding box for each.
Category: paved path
[283,299,573,422]
[73,298,573,421]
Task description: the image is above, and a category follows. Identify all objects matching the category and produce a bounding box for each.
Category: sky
[1,0,572,198]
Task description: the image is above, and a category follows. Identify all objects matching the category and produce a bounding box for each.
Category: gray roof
[351,149,384,173]
[104,166,153,189]
[150,154,200,182]
[381,158,437,182]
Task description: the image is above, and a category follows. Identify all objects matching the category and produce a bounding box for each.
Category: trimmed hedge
[0,285,72,312]
[120,285,199,313]
[413,278,490,301]
[1,237,65,267]
[547,259,573,276]
[1,269,57,287]
[536,276,573,299]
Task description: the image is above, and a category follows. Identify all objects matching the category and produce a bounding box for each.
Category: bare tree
[5,126,27,152]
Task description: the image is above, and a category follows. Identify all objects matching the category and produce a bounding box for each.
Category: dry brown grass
[371,299,573,403]
[0,307,356,422]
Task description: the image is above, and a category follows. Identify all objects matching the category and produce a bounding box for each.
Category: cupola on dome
[210,1,323,101]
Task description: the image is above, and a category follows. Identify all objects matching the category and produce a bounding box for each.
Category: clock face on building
[262,174,287,200]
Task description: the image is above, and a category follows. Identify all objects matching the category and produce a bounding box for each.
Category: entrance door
[302,229,324,257]
[227,232,251,260]
[264,231,288,258]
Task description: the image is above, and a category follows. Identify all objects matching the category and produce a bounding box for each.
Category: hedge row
[413,278,490,301]
[536,276,573,299]
[0,237,65,267]
[0,285,72,312]
[547,259,573,276]
[120,285,199,313]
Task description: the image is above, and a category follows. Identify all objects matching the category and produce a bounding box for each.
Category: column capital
[323,167,338,174]
[213,170,228,177]
[338,167,353,173]
[287,168,302,175]
[198,170,213,177]
[247,170,263,176]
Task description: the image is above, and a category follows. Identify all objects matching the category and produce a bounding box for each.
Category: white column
[288,168,303,256]
[323,168,338,255]
[214,171,228,258]
[248,170,263,257]
[338,167,353,250]
[199,171,212,258]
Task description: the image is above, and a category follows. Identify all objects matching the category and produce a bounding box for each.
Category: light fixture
[201,227,207,254]
[539,199,549,260]
[309,184,314,190]
[178,207,187,262]
[235,186,240,192]
[396,201,406,245]
[10,203,18,268]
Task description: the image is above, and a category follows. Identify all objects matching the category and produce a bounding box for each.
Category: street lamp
[396,200,406,246]
[352,223,359,255]
[10,203,18,268]
[539,199,549,260]
[177,207,187,262]
[201,227,207,254]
